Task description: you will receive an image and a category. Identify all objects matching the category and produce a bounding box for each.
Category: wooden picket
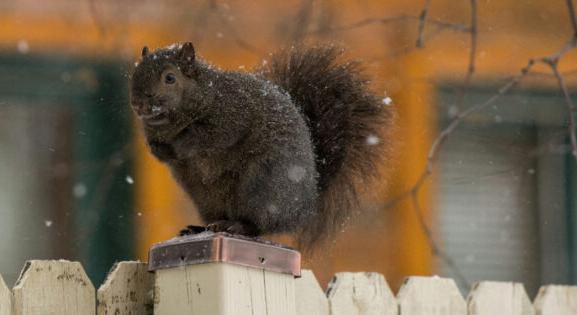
[327,272,397,315]
[0,260,577,314]
[397,276,466,314]
[534,285,577,315]
[12,260,95,315]
[153,262,295,315]
[97,261,154,315]
[467,281,534,315]
[0,274,11,315]
[295,270,329,315]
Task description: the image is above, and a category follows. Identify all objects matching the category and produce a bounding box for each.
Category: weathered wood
[534,285,577,315]
[0,274,11,315]
[327,272,397,315]
[468,281,534,315]
[397,276,466,315]
[295,269,329,315]
[13,260,95,315]
[154,263,295,315]
[97,261,154,315]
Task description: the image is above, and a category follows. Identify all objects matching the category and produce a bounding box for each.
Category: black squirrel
[130,42,392,247]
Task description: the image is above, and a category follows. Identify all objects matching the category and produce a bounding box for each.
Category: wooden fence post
[12,260,95,315]
[327,272,397,315]
[467,281,534,315]
[0,274,11,315]
[150,232,299,315]
[534,285,577,315]
[397,276,466,315]
[97,261,154,315]
[295,269,329,315]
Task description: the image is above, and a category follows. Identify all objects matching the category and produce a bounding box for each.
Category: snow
[125,175,134,184]
[381,96,393,106]
[44,220,53,227]
[366,134,380,145]
[73,183,87,198]
[288,165,306,183]
[17,40,29,54]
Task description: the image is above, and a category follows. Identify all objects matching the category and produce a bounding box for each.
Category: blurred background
[0,0,576,298]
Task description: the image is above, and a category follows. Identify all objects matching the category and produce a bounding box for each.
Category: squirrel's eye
[164,73,176,84]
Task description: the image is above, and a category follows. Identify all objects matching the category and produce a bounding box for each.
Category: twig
[567,0,577,36]
[454,0,478,111]
[416,0,433,47]
[211,1,262,55]
[309,15,469,35]
[410,191,470,289]
[88,0,107,37]
[546,61,577,163]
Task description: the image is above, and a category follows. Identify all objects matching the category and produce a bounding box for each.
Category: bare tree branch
[454,0,478,112]
[87,0,107,37]
[567,0,577,36]
[210,0,262,55]
[410,191,470,289]
[309,15,469,36]
[547,61,577,163]
[416,0,433,47]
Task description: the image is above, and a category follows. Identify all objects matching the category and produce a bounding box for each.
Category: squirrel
[130,42,392,248]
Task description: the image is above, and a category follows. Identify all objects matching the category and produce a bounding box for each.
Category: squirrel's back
[261,46,394,246]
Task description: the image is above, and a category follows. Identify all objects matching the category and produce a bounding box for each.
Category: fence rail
[0,260,576,314]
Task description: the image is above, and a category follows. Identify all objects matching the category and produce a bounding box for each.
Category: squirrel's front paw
[149,141,177,161]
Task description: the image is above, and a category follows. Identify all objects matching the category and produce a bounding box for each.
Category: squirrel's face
[130,43,201,137]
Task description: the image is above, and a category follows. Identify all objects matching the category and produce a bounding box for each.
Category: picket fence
[0,260,576,315]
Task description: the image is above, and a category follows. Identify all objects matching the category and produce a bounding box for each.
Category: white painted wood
[327,272,397,315]
[534,285,577,315]
[13,260,95,315]
[97,261,154,315]
[154,263,295,315]
[0,274,11,315]
[397,276,466,315]
[295,269,329,315]
[467,281,534,315]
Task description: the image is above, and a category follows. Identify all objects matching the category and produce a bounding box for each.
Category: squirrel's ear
[141,46,149,57]
[179,42,195,62]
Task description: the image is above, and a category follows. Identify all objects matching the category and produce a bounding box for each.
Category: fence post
[327,272,397,315]
[295,269,329,315]
[149,231,300,315]
[12,260,95,315]
[397,276,466,315]
[97,261,154,315]
[467,281,534,315]
[534,285,577,315]
[0,274,11,315]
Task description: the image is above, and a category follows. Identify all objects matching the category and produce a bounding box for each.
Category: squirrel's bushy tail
[261,46,394,248]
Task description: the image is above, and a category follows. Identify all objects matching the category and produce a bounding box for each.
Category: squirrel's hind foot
[178,225,207,236]
[206,220,259,236]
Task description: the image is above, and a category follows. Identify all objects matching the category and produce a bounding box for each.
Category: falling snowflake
[45,220,53,227]
[288,165,306,183]
[125,175,134,184]
[382,96,393,106]
[73,183,87,198]
[366,135,380,145]
[17,40,29,54]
